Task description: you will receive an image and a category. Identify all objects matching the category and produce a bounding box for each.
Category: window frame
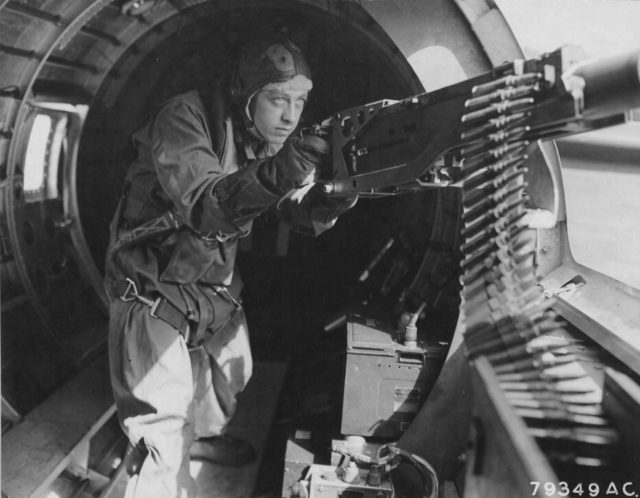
[532,140,640,376]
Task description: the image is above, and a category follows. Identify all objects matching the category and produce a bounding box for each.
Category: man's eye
[271,97,287,104]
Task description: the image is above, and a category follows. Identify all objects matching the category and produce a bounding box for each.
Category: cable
[381,444,439,498]
[335,443,439,498]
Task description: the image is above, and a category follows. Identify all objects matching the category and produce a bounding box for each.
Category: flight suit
[105,85,351,497]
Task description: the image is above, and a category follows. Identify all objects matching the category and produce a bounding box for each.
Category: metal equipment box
[341,310,447,439]
[302,464,393,498]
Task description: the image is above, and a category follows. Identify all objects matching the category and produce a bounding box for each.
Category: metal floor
[2,360,287,498]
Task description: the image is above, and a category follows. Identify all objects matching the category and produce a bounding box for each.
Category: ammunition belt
[457,70,619,474]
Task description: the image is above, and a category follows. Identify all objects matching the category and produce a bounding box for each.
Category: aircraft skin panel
[495,0,640,59]
[358,0,491,86]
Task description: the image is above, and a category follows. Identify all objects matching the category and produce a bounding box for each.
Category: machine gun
[311,46,640,197]
[311,46,640,494]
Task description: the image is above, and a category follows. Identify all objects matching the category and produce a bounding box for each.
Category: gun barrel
[571,49,640,120]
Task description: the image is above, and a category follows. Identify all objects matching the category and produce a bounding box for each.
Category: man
[105,36,356,497]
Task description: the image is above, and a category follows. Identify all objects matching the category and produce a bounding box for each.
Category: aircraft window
[407,46,467,92]
[23,115,51,198]
[560,121,640,290]
[23,112,67,202]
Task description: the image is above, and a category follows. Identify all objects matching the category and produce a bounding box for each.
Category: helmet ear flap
[229,47,249,101]
[229,65,242,101]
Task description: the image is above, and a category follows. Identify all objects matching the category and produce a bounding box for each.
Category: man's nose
[282,102,300,124]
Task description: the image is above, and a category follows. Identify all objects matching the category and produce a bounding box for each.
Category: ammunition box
[341,310,447,439]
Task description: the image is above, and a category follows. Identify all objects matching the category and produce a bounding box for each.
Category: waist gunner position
[104,35,356,498]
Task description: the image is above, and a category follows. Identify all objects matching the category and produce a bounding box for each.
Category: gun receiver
[315,47,640,197]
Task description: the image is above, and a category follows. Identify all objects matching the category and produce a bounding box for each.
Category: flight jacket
[104,80,344,339]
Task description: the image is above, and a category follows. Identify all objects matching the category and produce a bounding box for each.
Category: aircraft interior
[1,1,640,497]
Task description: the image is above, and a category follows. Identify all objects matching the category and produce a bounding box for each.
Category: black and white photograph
[1,1,639,497]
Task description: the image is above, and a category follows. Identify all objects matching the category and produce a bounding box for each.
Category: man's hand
[317,191,358,219]
[259,134,330,195]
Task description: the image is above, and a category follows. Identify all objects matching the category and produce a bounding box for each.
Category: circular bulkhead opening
[78,3,422,271]
[76,2,462,350]
[2,0,464,417]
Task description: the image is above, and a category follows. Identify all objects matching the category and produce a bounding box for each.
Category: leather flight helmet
[231,36,313,116]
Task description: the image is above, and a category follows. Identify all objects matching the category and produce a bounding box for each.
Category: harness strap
[119,278,191,342]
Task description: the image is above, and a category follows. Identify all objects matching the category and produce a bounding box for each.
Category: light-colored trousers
[108,299,252,498]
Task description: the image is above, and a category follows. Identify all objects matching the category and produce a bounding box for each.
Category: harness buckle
[149,298,162,318]
[119,278,187,341]
[214,285,242,310]
[120,277,160,309]
[120,278,139,302]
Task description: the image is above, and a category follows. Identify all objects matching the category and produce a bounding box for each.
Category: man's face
[252,88,309,144]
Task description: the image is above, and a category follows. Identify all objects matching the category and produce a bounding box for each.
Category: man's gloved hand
[275,182,358,236]
[316,192,358,220]
[258,134,329,195]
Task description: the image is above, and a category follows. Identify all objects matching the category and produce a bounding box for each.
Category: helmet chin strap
[241,75,313,154]
[246,122,266,143]
[240,107,283,158]
[243,92,268,142]
[242,98,286,158]
[240,93,267,144]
